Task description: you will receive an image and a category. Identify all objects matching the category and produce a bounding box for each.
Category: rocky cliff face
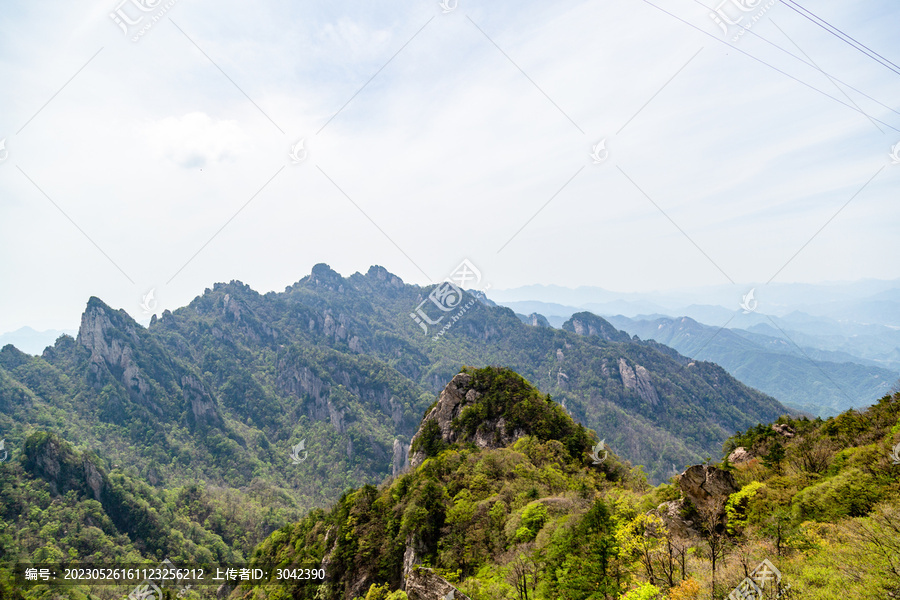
[392,438,409,477]
[653,465,738,539]
[678,464,737,528]
[181,374,223,428]
[78,299,155,410]
[75,297,225,428]
[24,432,106,502]
[654,499,698,539]
[276,355,411,438]
[407,372,525,469]
[405,567,469,600]
[275,362,346,431]
[618,358,660,406]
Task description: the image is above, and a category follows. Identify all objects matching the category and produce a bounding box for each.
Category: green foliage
[542,498,622,599]
[619,582,663,600]
[725,481,765,534]
[359,582,408,600]
[513,502,549,543]
[410,419,446,459]
[792,468,883,521]
[454,367,594,461]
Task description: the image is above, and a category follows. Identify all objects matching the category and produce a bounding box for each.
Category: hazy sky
[1,0,898,332]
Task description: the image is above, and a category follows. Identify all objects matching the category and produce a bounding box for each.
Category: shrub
[668,578,701,600]
[726,481,765,534]
[619,582,662,599]
[411,419,447,459]
[792,468,881,521]
[513,502,549,543]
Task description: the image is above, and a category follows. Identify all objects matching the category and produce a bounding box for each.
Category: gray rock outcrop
[771,423,795,438]
[407,373,525,469]
[618,358,659,406]
[405,567,469,600]
[653,499,698,539]
[78,301,154,410]
[181,374,223,427]
[678,465,738,526]
[392,438,409,477]
[728,447,752,464]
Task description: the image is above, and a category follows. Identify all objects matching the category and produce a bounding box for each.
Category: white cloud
[0,0,898,332]
[142,112,247,168]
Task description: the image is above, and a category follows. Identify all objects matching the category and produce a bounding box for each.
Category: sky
[1,0,899,333]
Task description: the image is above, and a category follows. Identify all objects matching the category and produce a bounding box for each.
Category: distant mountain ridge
[0,326,75,355]
[606,315,897,417]
[489,278,900,322]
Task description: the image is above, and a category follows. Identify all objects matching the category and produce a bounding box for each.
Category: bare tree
[843,503,900,594]
[657,532,690,588]
[506,543,540,600]
[790,434,834,477]
[698,495,729,600]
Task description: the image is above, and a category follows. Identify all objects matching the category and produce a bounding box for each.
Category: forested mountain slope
[240,368,900,600]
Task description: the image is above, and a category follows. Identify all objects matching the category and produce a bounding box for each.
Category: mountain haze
[606,315,896,417]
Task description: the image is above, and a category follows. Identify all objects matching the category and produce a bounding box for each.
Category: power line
[781,0,900,73]
[640,0,900,134]
[691,0,900,119]
[780,0,900,77]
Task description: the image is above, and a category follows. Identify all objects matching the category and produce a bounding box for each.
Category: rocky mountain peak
[563,311,631,343]
[305,263,345,291]
[407,367,592,469]
[522,312,550,327]
[408,372,479,468]
[365,265,404,287]
[76,298,150,398]
[77,297,140,353]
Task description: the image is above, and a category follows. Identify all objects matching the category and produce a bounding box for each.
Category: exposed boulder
[772,423,795,438]
[728,446,753,464]
[653,499,699,539]
[405,566,469,600]
[678,465,738,525]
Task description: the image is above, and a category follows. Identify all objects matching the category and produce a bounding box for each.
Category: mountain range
[0,264,789,502]
[2,266,898,598]
[491,282,899,417]
[603,315,896,417]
